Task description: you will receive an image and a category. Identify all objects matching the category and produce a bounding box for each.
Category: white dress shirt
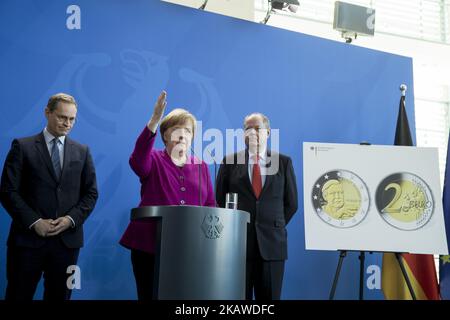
[43,127,65,165]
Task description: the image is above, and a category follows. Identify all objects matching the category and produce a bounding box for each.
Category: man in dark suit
[0,93,98,300]
[216,113,298,300]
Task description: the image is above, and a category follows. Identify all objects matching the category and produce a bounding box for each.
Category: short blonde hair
[160,108,197,144]
[47,93,77,112]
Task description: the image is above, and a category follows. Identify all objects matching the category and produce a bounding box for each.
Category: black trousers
[246,251,285,300]
[5,237,79,301]
[131,250,155,301]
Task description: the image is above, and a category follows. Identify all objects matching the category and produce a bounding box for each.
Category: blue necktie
[51,138,62,179]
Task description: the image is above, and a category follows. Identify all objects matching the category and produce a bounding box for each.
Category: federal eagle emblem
[201,214,224,239]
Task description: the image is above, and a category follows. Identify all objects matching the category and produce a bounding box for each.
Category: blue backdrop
[0,0,415,299]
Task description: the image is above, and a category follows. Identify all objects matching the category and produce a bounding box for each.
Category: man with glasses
[216,113,298,300]
[0,93,98,300]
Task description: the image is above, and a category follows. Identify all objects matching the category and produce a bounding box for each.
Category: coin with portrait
[312,170,370,228]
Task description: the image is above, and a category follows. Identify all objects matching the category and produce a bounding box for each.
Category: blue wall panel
[0,0,415,299]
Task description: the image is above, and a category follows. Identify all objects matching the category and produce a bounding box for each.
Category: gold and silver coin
[376,172,434,230]
[312,170,370,228]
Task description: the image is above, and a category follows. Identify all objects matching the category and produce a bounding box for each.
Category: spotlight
[261,0,300,24]
[273,1,299,12]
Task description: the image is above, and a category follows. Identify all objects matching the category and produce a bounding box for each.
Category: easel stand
[328,250,416,300]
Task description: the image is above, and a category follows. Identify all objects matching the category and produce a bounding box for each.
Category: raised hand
[147,91,167,133]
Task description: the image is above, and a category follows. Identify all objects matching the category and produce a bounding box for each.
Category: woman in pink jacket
[120,91,216,300]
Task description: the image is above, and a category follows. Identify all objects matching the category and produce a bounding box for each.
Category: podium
[131,206,250,300]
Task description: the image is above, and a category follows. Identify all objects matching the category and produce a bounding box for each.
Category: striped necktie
[51,138,62,179]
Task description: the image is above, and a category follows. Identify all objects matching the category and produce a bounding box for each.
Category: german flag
[382,253,439,299]
[381,91,440,300]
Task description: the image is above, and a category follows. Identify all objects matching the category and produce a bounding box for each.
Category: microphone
[204,146,217,194]
[190,146,202,206]
[190,145,218,206]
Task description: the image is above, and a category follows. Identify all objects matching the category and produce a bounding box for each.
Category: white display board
[303,142,449,254]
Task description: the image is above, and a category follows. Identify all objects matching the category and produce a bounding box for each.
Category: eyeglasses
[244,126,268,132]
[54,113,76,124]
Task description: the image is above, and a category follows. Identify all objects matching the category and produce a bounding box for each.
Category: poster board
[303,142,448,254]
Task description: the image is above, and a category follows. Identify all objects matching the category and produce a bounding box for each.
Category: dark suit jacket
[216,150,298,261]
[0,132,98,248]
